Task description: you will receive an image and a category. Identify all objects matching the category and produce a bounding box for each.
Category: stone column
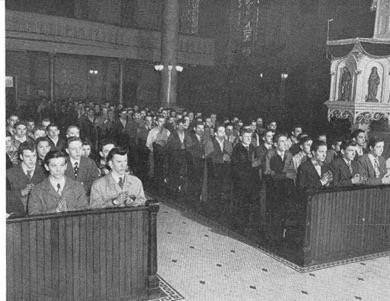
[119,58,125,104]
[49,52,55,101]
[160,0,179,108]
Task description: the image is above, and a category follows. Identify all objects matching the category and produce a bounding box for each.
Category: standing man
[351,129,368,159]
[47,123,66,151]
[65,137,99,196]
[12,121,34,150]
[90,147,146,208]
[28,150,89,215]
[7,142,46,215]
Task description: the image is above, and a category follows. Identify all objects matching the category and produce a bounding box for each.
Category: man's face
[145,117,153,126]
[100,144,115,160]
[302,140,313,155]
[342,145,356,161]
[264,131,274,145]
[15,125,27,138]
[82,145,91,157]
[268,122,277,131]
[67,141,83,160]
[45,157,67,180]
[134,113,141,121]
[184,117,190,128]
[162,110,168,118]
[140,110,146,118]
[177,122,185,131]
[37,141,51,159]
[216,127,225,139]
[26,122,35,132]
[354,132,365,147]
[67,127,80,138]
[293,127,302,138]
[48,127,59,139]
[21,150,37,170]
[275,136,287,152]
[313,145,328,163]
[226,126,233,136]
[210,114,216,122]
[195,125,204,137]
[34,130,46,140]
[42,121,50,127]
[205,118,212,127]
[157,118,165,128]
[109,154,128,176]
[333,141,342,152]
[188,112,194,120]
[251,122,257,131]
[370,141,384,157]
[120,111,127,119]
[8,115,19,126]
[256,118,263,127]
[6,136,12,148]
[241,133,252,146]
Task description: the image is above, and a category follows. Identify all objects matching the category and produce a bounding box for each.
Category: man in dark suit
[47,123,66,152]
[357,136,390,185]
[330,140,365,187]
[109,109,128,148]
[297,140,333,192]
[351,129,368,160]
[231,128,261,232]
[65,137,99,196]
[6,142,46,215]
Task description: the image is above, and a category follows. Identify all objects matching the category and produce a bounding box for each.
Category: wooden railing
[6,200,160,301]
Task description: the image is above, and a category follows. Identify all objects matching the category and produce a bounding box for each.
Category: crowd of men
[6,99,390,233]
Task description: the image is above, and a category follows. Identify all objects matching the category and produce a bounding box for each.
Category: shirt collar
[111,171,126,184]
[70,158,81,167]
[21,162,35,175]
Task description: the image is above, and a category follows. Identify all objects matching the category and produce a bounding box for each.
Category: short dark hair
[14,121,27,129]
[351,129,365,139]
[82,138,92,147]
[46,123,59,131]
[66,136,83,148]
[34,137,51,148]
[273,132,288,143]
[107,147,128,163]
[100,138,116,151]
[240,128,252,136]
[33,125,47,134]
[299,136,313,146]
[340,140,357,151]
[44,150,68,166]
[194,121,204,128]
[311,140,327,152]
[177,118,185,125]
[367,136,384,149]
[18,142,35,156]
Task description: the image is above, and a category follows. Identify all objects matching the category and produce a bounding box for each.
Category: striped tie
[56,184,67,212]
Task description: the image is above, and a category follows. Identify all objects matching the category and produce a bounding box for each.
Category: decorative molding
[5,10,214,66]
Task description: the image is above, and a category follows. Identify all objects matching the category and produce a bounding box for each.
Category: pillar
[160,0,179,108]
[119,58,124,104]
[49,52,55,102]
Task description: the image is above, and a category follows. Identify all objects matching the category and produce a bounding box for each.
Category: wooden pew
[6,200,160,301]
[276,185,390,267]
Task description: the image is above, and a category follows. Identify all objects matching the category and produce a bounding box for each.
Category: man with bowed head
[90,147,146,208]
[28,150,89,215]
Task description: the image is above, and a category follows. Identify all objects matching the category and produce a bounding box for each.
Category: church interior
[4,0,390,300]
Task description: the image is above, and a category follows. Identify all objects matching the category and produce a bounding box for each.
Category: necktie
[26,170,32,181]
[347,161,353,174]
[74,162,79,179]
[374,158,380,178]
[118,177,124,189]
[56,184,67,212]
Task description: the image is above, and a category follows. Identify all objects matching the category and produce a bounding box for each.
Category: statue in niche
[339,67,352,101]
[366,67,380,102]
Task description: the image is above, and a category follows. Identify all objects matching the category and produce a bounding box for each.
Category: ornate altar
[325,0,390,130]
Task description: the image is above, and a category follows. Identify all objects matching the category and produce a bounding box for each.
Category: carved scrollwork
[328,109,353,122]
[355,112,390,124]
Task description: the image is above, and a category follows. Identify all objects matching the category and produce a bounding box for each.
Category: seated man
[330,140,365,187]
[28,150,89,215]
[325,136,343,164]
[32,125,47,140]
[286,136,313,182]
[12,121,34,150]
[65,137,99,195]
[90,147,146,208]
[66,125,80,138]
[35,137,52,167]
[297,140,333,192]
[6,142,46,216]
[98,139,116,176]
[47,123,66,151]
[357,136,390,185]
[351,129,368,159]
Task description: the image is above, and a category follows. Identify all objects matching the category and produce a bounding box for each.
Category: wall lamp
[89,70,98,75]
[281,73,288,79]
[154,65,183,72]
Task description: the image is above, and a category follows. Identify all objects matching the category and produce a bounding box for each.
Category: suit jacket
[167,130,191,151]
[297,160,331,191]
[357,154,387,185]
[330,157,361,187]
[90,172,146,208]
[65,156,99,195]
[110,118,128,147]
[28,176,89,215]
[186,133,206,160]
[6,163,47,211]
[205,137,233,164]
[231,143,259,189]
[265,148,293,180]
[48,137,66,152]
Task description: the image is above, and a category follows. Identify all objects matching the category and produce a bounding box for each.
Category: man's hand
[382,174,390,184]
[351,174,360,184]
[21,184,34,196]
[320,171,333,186]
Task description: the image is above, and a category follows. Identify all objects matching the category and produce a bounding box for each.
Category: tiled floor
[157,202,390,301]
